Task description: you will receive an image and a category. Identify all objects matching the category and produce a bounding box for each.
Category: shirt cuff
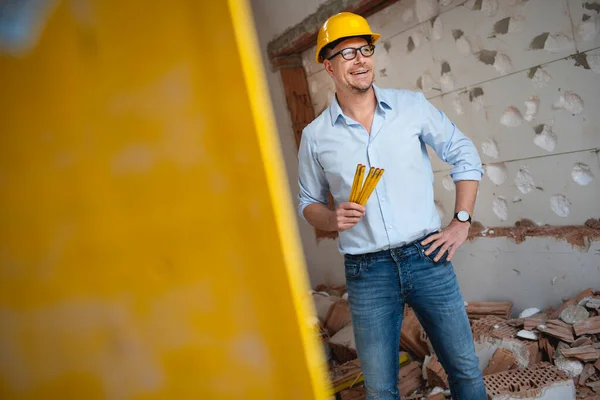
[452,170,483,182]
[298,203,310,223]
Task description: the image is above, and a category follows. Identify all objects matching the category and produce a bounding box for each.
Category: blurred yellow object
[315,12,380,64]
[0,0,328,399]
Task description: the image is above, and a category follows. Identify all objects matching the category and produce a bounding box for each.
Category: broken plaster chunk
[577,296,592,306]
[417,73,435,92]
[470,90,485,113]
[440,72,455,92]
[486,163,508,186]
[533,124,557,152]
[517,330,539,340]
[572,163,594,186]
[456,36,472,56]
[519,308,541,319]
[523,96,540,122]
[544,34,575,53]
[431,16,444,41]
[554,356,584,378]
[493,196,508,221]
[500,106,523,127]
[531,67,552,88]
[585,298,600,309]
[451,93,465,115]
[587,51,600,73]
[481,0,499,17]
[415,0,440,22]
[493,53,512,74]
[411,30,427,49]
[481,138,499,159]
[553,91,584,115]
[559,305,590,325]
[576,14,600,42]
[550,194,571,218]
[402,8,414,23]
[515,166,535,194]
[442,175,455,191]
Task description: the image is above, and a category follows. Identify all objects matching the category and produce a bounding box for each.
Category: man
[297,12,487,400]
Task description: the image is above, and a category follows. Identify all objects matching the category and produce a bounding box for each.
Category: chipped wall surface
[251,0,600,308]
[304,0,600,228]
[283,0,600,298]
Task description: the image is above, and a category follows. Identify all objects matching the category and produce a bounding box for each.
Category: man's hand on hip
[330,202,365,231]
[420,219,470,262]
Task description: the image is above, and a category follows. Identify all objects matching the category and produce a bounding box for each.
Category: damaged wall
[253,0,600,313]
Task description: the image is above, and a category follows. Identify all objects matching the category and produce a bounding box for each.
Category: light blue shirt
[297,85,484,255]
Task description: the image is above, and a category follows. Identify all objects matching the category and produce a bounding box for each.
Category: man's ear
[324,59,335,78]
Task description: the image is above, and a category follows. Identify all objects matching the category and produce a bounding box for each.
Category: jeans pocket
[344,260,362,279]
[421,242,448,264]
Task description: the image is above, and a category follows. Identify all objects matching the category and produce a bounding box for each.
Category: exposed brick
[580,363,597,385]
[398,361,423,397]
[483,362,574,398]
[266,0,399,68]
[560,345,600,362]
[425,355,448,389]
[400,308,429,359]
[573,337,593,348]
[467,301,513,320]
[484,348,518,375]
[538,319,575,343]
[329,324,357,363]
[574,316,600,336]
[325,299,352,336]
[467,223,600,248]
[472,315,519,340]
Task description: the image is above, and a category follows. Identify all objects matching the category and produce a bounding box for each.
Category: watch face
[457,210,470,221]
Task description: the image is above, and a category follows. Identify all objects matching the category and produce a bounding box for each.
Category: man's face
[323,37,375,94]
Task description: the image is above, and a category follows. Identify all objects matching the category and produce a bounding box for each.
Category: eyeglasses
[327,44,376,61]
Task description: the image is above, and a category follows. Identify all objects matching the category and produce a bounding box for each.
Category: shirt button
[388,225,393,229]
[381,198,385,202]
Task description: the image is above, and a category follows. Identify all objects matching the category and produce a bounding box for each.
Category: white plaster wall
[252,0,600,307]
[303,0,600,226]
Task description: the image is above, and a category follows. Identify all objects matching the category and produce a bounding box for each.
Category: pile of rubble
[310,285,600,400]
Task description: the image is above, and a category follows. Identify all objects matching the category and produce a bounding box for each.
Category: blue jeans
[344,233,486,400]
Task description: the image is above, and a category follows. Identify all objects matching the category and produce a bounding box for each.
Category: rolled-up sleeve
[297,131,329,222]
[418,92,484,181]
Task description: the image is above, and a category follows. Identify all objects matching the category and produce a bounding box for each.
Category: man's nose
[353,51,365,63]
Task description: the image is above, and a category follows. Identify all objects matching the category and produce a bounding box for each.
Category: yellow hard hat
[315,12,380,64]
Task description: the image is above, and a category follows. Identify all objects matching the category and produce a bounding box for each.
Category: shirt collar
[328,84,392,126]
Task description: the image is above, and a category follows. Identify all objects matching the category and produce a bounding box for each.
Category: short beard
[347,78,373,94]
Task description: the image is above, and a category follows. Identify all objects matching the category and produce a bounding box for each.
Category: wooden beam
[267,0,399,69]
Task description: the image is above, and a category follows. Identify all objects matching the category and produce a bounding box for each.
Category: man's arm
[421,179,478,261]
[417,92,483,261]
[297,132,365,232]
[304,202,365,232]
